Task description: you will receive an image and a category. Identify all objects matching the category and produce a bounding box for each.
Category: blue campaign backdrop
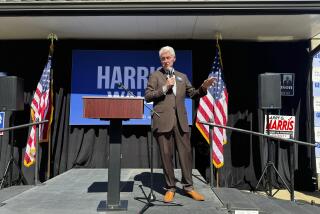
[70,50,193,125]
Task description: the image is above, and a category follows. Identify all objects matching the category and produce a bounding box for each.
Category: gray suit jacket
[145,68,206,133]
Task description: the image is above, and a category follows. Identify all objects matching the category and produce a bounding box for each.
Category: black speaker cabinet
[0,76,24,111]
[258,73,281,109]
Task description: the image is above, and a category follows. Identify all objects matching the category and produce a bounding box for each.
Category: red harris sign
[264,115,295,139]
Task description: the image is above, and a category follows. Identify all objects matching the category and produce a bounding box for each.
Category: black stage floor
[0,169,319,214]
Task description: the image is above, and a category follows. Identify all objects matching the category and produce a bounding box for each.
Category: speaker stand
[0,113,27,189]
[255,110,291,197]
[0,155,27,188]
[255,160,291,197]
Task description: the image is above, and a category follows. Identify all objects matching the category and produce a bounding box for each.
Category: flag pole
[46,33,57,180]
[216,169,219,188]
[216,32,222,44]
[214,33,222,188]
[209,119,214,188]
[216,32,223,69]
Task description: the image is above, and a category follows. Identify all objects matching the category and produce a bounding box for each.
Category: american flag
[196,43,228,168]
[24,57,53,167]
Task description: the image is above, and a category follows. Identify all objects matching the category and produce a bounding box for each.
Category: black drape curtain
[0,39,316,191]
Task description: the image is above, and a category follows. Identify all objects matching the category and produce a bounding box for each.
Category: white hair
[159,46,176,58]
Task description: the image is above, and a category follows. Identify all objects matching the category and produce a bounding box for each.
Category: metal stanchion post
[290,142,295,201]
[35,121,40,185]
[209,123,214,188]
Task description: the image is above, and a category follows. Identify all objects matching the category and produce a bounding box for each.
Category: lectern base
[97,200,128,211]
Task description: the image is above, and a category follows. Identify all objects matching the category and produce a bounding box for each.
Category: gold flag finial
[215,32,222,43]
[47,33,58,45]
[47,33,58,56]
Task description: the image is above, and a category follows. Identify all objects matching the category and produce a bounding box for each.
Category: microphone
[116,82,124,89]
[166,68,174,78]
[116,82,135,97]
[169,68,173,77]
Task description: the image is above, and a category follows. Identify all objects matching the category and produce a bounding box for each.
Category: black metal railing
[0,120,48,188]
[199,120,318,202]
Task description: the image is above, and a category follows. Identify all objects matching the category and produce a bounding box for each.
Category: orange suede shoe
[185,190,205,201]
[163,191,175,203]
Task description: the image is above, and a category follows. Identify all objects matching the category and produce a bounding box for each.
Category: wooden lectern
[83,96,144,211]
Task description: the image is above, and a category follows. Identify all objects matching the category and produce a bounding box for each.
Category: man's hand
[201,77,216,90]
[166,76,176,89]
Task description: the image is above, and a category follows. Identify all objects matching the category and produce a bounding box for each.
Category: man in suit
[145,46,215,203]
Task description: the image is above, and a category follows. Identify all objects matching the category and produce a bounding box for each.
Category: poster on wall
[314,127,320,143]
[0,112,4,136]
[264,114,295,139]
[70,50,193,125]
[313,96,320,112]
[312,51,320,174]
[313,52,320,81]
[313,82,320,97]
[312,66,320,82]
[316,126,320,173]
[280,73,294,96]
[315,128,320,173]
